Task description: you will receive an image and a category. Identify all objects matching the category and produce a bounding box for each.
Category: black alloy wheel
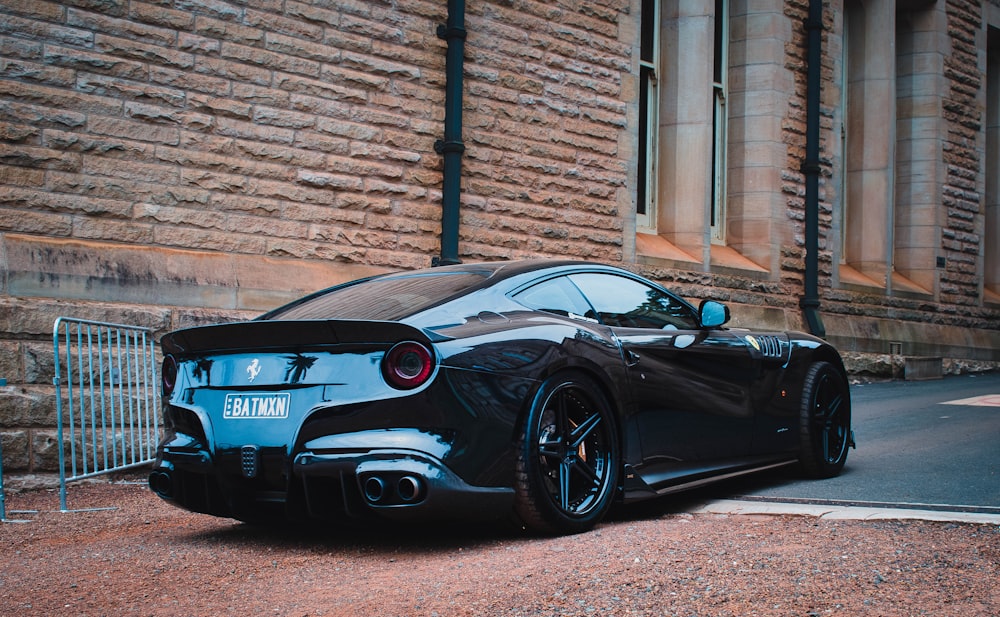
[798,361,853,478]
[514,371,619,535]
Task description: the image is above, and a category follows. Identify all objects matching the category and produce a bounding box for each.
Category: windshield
[265,272,489,321]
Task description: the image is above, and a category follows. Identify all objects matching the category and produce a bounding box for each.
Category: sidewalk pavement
[697,498,1000,525]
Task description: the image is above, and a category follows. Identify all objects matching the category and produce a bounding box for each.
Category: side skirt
[621,458,798,503]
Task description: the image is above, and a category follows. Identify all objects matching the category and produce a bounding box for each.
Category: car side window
[568,273,699,330]
[513,276,599,322]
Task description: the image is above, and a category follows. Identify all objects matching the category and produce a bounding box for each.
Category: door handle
[626,350,641,366]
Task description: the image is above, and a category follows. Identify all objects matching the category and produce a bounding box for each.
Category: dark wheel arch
[514,370,621,535]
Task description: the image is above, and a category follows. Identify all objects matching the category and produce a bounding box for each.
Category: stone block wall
[942,0,989,305]
[0,0,634,476]
[0,0,630,269]
[1,0,998,479]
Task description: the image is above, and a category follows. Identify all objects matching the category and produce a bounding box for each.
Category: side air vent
[745,334,786,360]
[756,335,782,358]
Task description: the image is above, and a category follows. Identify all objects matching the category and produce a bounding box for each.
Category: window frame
[512,271,701,331]
[711,0,729,244]
[637,0,660,233]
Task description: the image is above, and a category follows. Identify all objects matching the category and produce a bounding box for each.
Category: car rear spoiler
[160,319,433,355]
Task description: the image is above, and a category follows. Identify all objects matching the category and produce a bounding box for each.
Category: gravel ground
[2,478,998,617]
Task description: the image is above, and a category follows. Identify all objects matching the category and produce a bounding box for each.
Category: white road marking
[940,394,1000,407]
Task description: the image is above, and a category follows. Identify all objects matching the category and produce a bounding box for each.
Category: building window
[636,2,729,264]
[637,0,659,233]
[838,10,849,266]
[711,0,729,244]
[636,2,718,262]
[636,2,775,273]
[987,26,999,299]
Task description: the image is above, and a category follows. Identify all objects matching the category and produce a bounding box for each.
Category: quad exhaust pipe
[362,474,425,505]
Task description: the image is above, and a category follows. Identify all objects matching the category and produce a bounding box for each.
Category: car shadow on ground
[175,467,814,551]
[180,512,528,552]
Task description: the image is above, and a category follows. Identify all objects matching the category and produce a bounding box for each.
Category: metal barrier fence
[53,318,161,511]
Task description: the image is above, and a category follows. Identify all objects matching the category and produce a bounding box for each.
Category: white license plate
[223,392,291,419]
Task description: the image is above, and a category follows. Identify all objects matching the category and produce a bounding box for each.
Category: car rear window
[266,272,488,321]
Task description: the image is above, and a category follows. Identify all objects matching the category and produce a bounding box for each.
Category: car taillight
[161,355,177,397]
[382,342,434,390]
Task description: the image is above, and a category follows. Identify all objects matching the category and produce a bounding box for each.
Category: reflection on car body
[150,260,854,535]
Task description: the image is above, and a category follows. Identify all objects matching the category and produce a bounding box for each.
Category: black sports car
[149,260,854,534]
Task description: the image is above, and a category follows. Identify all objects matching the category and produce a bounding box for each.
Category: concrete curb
[694,498,1000,526]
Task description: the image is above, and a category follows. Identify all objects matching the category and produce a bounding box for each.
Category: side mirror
[699,300,730,329]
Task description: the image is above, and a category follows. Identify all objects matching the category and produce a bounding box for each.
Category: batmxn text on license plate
[223,392,291,419]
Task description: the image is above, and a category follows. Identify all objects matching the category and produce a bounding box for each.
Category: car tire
[798,361,852,478]
[514,371,619,535]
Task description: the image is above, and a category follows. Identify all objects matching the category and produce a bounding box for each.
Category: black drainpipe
[800,0,825,337]
[433,0,466,266]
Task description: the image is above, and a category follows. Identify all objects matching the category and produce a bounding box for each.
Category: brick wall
[781,0,834,291]
[1,0,449,271]
[457,1,630,261]
[1,0,631,276]
[1,1,998,477]
[942,0,986,305]
[0,0,633,475]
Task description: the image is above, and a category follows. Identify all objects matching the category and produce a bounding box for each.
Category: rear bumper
[293,449,513,521]
[149,432,513,524]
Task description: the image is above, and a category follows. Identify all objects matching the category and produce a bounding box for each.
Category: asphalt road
[715,371,1000,515]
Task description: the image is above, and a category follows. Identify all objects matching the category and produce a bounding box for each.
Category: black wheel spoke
[825,424,847,462]
[569,412,602,449]
[818,391,843,422]
[828,391,843,415]
[572,457,601,487]
[558,459,572,511]
[555,391,570,441]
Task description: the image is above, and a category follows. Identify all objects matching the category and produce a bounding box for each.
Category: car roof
[388,259,618,283]
[258,259,638,323]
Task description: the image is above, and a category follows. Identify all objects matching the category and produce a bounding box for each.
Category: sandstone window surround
[893,5,948,296]
[839,0,966,298]
[635,0,781,275]
[841,0,898,292]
